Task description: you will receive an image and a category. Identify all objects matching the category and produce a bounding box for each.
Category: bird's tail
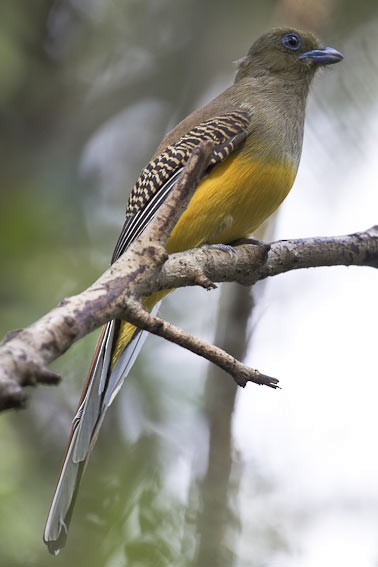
[43,300,160,554]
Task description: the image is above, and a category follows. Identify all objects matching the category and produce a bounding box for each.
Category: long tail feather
[43,313,154,554]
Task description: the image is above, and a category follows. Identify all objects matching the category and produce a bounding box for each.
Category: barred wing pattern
[112,110,251,261]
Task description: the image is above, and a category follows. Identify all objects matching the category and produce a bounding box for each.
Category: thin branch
[125,298,279,389]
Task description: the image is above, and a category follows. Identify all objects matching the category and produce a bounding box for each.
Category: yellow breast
[112,150,297,364]
[166,150,297,253]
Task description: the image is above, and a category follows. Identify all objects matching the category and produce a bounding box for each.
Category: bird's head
[236,28,343,83]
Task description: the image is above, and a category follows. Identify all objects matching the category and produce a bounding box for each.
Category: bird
[44,27,343,553]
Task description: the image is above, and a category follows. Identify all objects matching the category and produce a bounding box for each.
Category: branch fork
[0,141,377,411]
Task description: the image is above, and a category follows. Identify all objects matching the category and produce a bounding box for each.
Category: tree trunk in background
[196,283,253,567]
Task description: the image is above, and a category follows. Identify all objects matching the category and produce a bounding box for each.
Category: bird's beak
[299,46,344,65]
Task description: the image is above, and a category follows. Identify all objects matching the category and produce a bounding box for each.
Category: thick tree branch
[0,141,215,411]
[159,225,378,289]
[0,137,377,410]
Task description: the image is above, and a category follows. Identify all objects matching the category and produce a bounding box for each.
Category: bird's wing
[44,109,251,554]
[112,110,252,261]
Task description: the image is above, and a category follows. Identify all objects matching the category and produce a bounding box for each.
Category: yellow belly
[166,151,296,252]
[112,152,297,363]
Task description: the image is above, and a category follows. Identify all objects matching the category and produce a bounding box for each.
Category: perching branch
[0,141,215,411]
[159,225,378,289]
[0,138,377,411]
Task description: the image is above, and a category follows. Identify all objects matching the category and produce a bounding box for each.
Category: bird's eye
[282,33,301,51]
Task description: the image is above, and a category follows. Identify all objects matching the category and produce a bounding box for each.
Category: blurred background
[1,0,378,565]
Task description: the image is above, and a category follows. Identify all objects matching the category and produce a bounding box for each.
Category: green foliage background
[0,1,377,566]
